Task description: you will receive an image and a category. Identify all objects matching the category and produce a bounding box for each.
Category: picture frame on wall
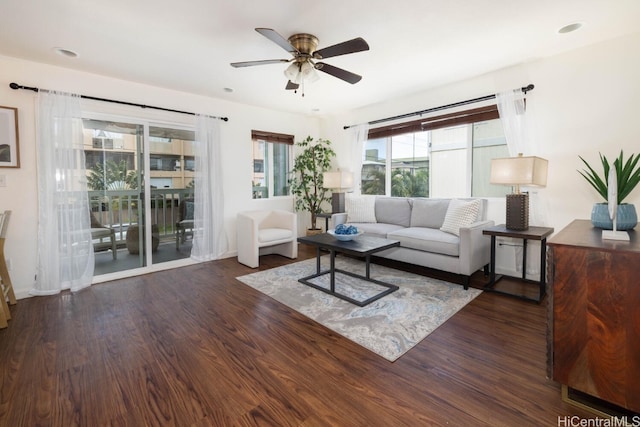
[0,106,19,168]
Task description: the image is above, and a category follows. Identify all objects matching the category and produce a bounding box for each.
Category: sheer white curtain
[497,89,548,278]
[349,123,369,195]
[496,89,531,156]
[31,91,94,295]
[191,114,227,261]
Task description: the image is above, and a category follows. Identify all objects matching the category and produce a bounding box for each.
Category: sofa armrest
[458,220,495,276]
[331,213,348,227]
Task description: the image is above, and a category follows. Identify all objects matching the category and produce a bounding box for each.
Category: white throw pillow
[440,199,481,236]
[346,195,377,223]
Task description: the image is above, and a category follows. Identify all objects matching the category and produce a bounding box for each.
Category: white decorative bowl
[327,229,363,241]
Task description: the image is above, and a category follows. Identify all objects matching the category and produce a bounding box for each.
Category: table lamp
[490,153,548,230]
[322,171,353,213]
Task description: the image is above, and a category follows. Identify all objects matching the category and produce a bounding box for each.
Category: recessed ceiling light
[558,22,583,34]
[53,47,79,58]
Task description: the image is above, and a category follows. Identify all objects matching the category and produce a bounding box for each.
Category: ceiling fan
[231,28,369,94]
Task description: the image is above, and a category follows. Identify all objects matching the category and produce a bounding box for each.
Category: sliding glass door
[148,125,196,265]
[83,118,195,277]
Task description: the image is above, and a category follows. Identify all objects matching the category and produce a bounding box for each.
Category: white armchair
[237,210,298,268]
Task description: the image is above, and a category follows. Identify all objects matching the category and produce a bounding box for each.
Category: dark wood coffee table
[297,233,401,306]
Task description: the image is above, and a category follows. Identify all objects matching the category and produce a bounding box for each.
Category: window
[184,156,195,171]
[92,137,114,149]
[362,133,429,197]
[149,155,180,171]
[251,130,293,199]
[85,151,134,171]
[362,106,510,198]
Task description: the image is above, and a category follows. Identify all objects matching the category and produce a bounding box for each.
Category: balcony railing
[88,188,194,244]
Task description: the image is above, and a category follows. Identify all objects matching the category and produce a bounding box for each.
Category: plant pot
[591,203,638,230]
[306,228,324,237]
[126,224,160,254]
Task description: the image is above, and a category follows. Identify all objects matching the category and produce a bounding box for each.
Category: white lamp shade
[323,171,354,189]
[490,155,548,187]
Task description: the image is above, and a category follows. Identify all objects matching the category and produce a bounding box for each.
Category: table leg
[316,247,321,274]
[489,235,496,285]
[365,255,371,279]
[330,249,336,293]
[539,238,547,301]
[522,238,528,280]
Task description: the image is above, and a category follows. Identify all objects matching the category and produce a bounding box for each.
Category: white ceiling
[1,0,639,117]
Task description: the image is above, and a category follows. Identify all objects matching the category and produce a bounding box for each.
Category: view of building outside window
[361,118,510,198]
[252,138,291,199]
[252,139,267,198]
[361,132,430,197]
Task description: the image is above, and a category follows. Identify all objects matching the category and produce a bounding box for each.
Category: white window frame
[251,136,292,200]
[363,117,509,198]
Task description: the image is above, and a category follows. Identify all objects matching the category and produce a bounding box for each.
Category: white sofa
[332,196,494,289]
[237,210,298,268]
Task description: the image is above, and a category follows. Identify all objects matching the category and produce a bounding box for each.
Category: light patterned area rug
[236,256,482,362]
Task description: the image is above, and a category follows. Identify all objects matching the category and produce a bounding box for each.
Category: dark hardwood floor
[0,246,593,426]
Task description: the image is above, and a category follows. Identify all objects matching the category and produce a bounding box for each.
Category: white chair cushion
[258,228,293,243]
[91,227,113,238]
[440,199,481,236]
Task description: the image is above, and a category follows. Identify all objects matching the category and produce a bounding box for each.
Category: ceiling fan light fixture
[300,61,319,83]
[284,62,300,82]
[284,61,319,85]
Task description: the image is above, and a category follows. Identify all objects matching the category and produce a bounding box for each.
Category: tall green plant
[578,151,640,204]
[87,160,138,190]
[289,136,335,230]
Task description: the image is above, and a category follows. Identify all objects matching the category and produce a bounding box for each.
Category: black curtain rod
[343,84,534,130]
[9,82,229,122]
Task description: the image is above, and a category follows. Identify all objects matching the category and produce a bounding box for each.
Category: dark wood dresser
[547,219,640,413]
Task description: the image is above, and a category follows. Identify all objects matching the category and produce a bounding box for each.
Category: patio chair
[90,210,117,260]
[176,198,194,249]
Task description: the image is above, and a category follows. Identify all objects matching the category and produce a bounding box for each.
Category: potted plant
[289,136,335,233]
[578,150,640,230]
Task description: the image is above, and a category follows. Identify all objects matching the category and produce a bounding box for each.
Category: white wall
[0,55,319,298]
[321,31,640,276]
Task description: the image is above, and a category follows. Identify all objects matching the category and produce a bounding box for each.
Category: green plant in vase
[289,136,335,232]
[578,150,640,230]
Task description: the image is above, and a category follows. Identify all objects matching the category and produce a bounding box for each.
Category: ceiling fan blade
[315,63,362,84]
[230,59,290,68]
[313,37,369,59]
[255,28,298,54]
[285,81,299,90]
